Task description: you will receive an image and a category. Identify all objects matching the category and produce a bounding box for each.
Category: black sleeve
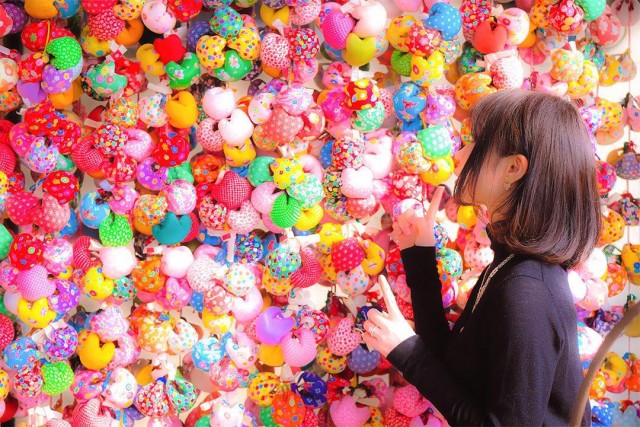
[387,276,564,426]
[400,246,450,359]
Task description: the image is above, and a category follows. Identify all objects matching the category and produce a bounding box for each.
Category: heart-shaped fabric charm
[162,180,197,216]
[272,390,307,426]
[410,50,445,87]
[407,23,442,57]
[43,324,78,361]
[455,72,495,110]
[491,55,524,90]
[249,182,280,215]
[113,0,144,20]
[330,135,363,169]
[550,48,585,82]
[353,101,384,132]
[393,82,428,123]
[337,265,369,296]
[42,170,79,204]
[346,195,378,219]
[393,384,431,417]
[153,34,186,65]
[326,317,360,356]
[98,214,133,247]
[72,398,116,427]
[10,233,44,270]
[166,376,197,413]
[263,268,293,296]
[285,27,320,62]
[330,395,371,427]
[340,167,374,199]
[270,157,305,190]
[286,174,324,208]
[227,27,261,61]
[322,11,354,50]
[315,346,347,374]
[90,305,129,342]
[211,171,253,210]
[15,265,55,301]
[210,6,243,38]
[248,372,282,406]
[135,379,170,417]
[204,285,233,314]
[270,193,302,228]
[265,245,301,280]
[342,34,376,68]
[247,156,275,187]
[548,0,584,32]
[614,148,640,180]
[153,133,190,167]
[290,248,322,289]
[226,200,260,234]
[219,109,254,147]
[423,2,462,40]
[213,50,252,82]
[252,125,278,151]
[141,0,176,34]
[5,191,38,225]
[276,83,314,117]
[41,65,73,94]
[390,50,412,77]
[32,194,71,233]
[199,196,228,229]
[197,118,225,152]
[152,212,192,245]
[296,204,323,230]
[330,237,366,272]
[223,263,256,297]
[417,124,452,160]
[256,306,295,345]
[24,137,59,174]
[346,345,380,374]
[77,331,115,370]
[617,192,640,225]
[45,37,82,70]
[196,35,227,71]
[166,53,201,90]
[41,362,74,395]
[260,33,291,70]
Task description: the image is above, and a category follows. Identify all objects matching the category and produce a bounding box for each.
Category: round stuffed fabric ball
[0,314,14,351]
[88,9,125,40]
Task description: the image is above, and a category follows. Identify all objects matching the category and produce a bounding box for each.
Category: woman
[362,89,600,426]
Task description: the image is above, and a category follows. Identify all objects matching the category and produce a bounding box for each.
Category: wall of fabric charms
[0,0,638,425]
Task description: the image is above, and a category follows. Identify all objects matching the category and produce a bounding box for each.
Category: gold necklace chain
[471,254,515,314]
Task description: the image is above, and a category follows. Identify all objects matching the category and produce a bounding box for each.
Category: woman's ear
[505,154,528,184]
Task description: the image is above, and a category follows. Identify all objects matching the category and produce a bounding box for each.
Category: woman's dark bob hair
[453,89,601,269]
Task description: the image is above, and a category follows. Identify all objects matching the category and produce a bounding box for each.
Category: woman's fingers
[377,275,402,320]
[396,210,416,236]
[366,309,389,324]
[424,186,445,224]
[362,329,379,351]
[362,319,376,333]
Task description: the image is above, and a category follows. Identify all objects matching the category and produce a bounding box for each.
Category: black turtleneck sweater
[386,240,591,426]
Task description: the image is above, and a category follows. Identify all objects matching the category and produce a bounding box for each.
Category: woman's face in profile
[453,141,511,215]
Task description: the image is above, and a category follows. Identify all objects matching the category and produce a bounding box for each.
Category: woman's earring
[504,181,511,191]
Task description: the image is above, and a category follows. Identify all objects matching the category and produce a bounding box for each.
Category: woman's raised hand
[362,275,415,357]
[391,186,445,250]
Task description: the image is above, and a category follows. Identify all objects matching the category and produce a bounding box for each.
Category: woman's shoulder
[494,257,576,322]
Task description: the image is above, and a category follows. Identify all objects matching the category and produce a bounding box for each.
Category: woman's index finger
[423,186,445,223]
